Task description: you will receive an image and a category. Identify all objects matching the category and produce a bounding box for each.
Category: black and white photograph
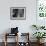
[10,7,26,20]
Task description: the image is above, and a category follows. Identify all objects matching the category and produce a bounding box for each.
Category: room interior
[0,0,46,46]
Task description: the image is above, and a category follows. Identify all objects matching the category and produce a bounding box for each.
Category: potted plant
[33,32,46,43]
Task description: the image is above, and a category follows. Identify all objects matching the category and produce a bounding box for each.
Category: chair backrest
[11,27,18,34]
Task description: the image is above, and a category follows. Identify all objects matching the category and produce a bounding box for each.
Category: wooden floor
[0,42,46,46]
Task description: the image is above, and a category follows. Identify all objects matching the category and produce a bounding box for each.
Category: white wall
[0,0,36,42]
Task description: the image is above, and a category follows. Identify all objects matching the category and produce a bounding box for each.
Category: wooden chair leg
[4,33,7,46]
[15,33,18,46]
[4,41,7,46]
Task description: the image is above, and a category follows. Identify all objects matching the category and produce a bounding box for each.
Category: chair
[18,33,30,46]
[4,33,18,46]
[4,27,19,46]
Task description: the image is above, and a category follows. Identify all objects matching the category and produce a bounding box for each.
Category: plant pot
[37,39,45,44]
[40,38,45,43]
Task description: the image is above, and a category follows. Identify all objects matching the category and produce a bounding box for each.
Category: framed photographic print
[10,7,26,20]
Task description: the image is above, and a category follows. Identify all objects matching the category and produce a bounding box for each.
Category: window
[37,0,46,18]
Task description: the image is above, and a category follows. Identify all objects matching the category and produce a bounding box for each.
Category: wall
[0,0,36,42]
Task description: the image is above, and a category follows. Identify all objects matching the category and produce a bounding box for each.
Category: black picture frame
[10,7,26,20]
